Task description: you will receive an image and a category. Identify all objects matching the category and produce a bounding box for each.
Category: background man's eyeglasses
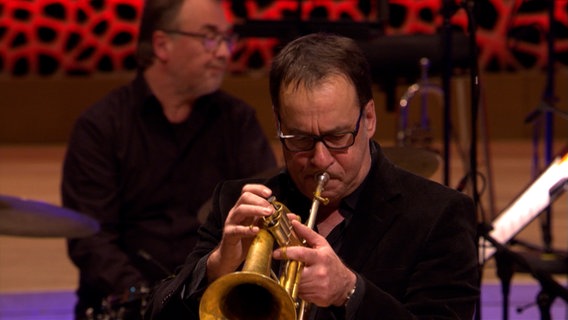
[278,109,363,152]
[163,30,238,53]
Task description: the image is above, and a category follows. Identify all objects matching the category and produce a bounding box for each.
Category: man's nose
[214,38,233,58]
[310,141,334,168]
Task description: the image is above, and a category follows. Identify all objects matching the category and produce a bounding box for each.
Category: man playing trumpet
[145,33,480,319]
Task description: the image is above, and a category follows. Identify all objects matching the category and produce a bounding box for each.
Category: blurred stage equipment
[397,57,442,148]
[358,30,475,186]
[382,146,440,178]
[364,0,471,187]
[0,194,99,238]
[87,284,151,320]
[479,151,568,263]
[379,57,442,178]
[523,0,564,254]
[479,149,568,320]
[480,147,568,320]
[488,1,568,318]
[481,225,568,320]
[232,0,472,185]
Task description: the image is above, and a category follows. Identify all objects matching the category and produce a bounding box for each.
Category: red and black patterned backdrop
[0,0,567,76]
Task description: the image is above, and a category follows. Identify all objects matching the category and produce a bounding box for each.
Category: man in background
[61,0,276,319]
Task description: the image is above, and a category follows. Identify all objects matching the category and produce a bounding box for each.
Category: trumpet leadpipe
[306,172,330,230]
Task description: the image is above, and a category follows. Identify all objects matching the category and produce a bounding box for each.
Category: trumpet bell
[199,176,329,320]
[199,271,297,320]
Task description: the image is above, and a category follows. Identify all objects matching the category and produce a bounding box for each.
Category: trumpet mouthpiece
[315,172,330,184]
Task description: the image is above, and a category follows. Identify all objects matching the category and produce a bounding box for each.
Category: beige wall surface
[1,70,567,144]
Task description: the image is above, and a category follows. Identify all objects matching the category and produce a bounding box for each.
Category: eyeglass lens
[203,34,237,52]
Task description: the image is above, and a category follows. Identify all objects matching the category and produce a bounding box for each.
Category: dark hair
[269,33,373,117]
[136,0,187,70]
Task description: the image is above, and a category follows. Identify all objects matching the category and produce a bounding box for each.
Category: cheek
[174,56,208,82]
[331,147,364,175]
[283,153,312,180]
[182,52,204,70]
[340,146,370,180]
[283,147,314,161]
[283,151,301,168]
[173,43,204,68]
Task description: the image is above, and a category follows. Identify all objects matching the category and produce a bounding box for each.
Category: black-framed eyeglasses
[163,29,238,53]
[278,108,364,152]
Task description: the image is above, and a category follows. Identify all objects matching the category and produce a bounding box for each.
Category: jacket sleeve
[143,180,239,320]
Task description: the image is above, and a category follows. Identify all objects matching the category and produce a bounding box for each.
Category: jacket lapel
[339,147,403,271]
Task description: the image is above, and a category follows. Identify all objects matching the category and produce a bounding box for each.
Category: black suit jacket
[145,142,480,319]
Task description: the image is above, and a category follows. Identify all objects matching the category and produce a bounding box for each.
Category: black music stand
[483,226,568,320]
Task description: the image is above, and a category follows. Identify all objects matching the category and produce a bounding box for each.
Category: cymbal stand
[452,0,485,319]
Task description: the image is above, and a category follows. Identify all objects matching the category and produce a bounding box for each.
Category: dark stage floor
[1,283,567,320]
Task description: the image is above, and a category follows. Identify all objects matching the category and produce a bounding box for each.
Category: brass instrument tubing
[306,172,330,230]
[296,172,329,319]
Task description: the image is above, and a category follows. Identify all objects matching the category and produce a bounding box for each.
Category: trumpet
[199,172,330,320]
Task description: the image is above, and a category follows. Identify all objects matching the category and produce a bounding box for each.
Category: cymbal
[383,146,441,178]
[0,194,100,238]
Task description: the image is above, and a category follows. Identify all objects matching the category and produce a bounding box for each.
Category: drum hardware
[199,172,330,320]
[480,151,568,320]
[137,249,173,278]
[382,146,440,178]
[86,284,151,320]
[0,194,99,237]
[381,57,443,179]
[397,57,443,149]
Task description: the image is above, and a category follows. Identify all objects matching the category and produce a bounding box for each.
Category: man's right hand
[205,184,275,281]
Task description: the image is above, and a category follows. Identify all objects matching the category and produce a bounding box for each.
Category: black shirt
[62,73,277,316]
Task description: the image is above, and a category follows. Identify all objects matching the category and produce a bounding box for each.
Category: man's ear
[152,30,170,62]
[365,100,377,137]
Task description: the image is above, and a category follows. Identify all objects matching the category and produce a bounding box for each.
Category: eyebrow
[281,124,353,136]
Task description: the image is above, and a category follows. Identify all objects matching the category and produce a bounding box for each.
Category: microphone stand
[457,1,485,318]
[441,0,456,186]
[524,0,558,253]
[462,0,480,221]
